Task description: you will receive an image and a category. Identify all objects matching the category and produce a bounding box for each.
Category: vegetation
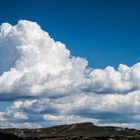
[0,122,140,140]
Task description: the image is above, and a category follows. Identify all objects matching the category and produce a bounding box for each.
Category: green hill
[0,122,140,140]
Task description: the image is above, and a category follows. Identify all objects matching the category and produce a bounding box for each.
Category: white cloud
[1,90,140,128]
[89,64,140,93]
[0,20,89,99]
[0,20,140,128]
[0,20,140,99]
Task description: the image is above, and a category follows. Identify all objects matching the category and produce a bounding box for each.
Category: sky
[0,0,140,128]
[0,0,140,68]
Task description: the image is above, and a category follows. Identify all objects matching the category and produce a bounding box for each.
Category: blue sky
[0,0,140,69]
[0,0,140,128]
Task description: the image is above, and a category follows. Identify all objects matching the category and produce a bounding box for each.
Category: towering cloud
[0,20,89,99]
[0,20,140,128]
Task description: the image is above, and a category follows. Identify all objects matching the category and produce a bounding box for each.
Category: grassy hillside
[0,122,140,140]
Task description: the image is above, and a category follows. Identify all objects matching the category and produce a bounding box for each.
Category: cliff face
[0,122,140,140]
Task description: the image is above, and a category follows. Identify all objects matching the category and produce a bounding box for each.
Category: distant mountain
[0,122,140,140]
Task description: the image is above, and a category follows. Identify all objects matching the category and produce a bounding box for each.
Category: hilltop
[0,122,140,140]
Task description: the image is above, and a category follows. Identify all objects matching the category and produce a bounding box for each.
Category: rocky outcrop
[0,131,23,140]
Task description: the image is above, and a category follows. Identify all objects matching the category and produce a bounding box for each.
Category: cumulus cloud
[0,20,140,99]
[0,20,140,128]
[1,90,140,128]
[0,20,90,99]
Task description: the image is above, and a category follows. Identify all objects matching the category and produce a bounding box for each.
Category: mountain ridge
[0,122,140,140]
